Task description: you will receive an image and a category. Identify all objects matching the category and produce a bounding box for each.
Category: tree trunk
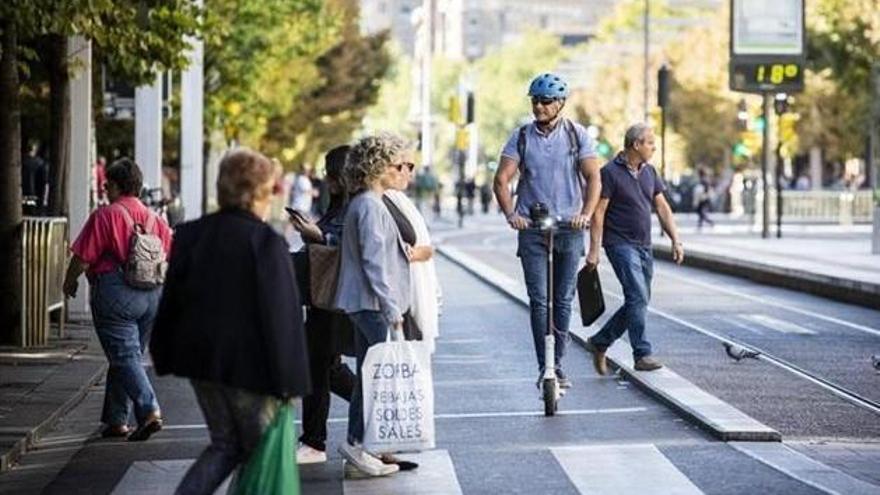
[46,34,70,217]
[0,18,23,344]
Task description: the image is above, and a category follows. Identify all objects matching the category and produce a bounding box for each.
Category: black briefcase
[577,266,605,326]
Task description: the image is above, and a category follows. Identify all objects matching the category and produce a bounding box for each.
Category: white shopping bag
[362,332,435,453]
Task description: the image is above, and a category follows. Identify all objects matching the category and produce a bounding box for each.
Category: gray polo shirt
[601,152,666,248]
[501,119,597,219]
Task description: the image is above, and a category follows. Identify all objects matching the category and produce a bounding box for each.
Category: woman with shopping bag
[150,149,310,494]
[334,133,416,478]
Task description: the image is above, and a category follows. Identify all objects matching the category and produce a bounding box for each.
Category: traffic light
[736,99,749,131]
[448,95,462,125]
[466,92,475,124]
[596,141,612,158]
[658,65,670,108]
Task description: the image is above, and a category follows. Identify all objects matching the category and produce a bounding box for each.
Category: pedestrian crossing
[106,443,880,494]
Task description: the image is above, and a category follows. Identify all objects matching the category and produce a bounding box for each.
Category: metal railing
[21,217,68,347]
[749,190,874,223]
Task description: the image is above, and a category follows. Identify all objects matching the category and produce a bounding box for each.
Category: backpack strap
[114,201,147,234]
[564,119,581,165]
[516,124,528,174]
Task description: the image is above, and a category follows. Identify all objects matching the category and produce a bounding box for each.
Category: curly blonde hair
[217,148,275,210]
[345,132,410,192]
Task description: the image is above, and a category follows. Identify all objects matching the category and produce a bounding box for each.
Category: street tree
[0,0,200,344]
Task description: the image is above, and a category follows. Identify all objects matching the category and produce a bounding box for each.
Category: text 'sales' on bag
[362,332,435,454]
[577,265,606,327]
[309,244,340,311]
[234,402,299,495]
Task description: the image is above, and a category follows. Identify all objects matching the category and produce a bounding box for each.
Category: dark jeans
[89,270,161,426]
[696,200,714,229]
[589,243,654,360]
[346,310,391,445]
[517,229,584,371]
[300,309,355,451]
[176,380,280,495]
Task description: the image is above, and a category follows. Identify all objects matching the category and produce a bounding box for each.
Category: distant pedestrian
[584,124,684,374]
[693,169,714,230]
[150,148,310,494]
[334,133,411,478]
[493,72,601,389]
[290,165,315,216]
[21,141,48,208]
[479,181,492,213]
[63,158,172,441]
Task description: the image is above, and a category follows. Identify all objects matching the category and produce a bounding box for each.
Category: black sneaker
[555,368,572,388]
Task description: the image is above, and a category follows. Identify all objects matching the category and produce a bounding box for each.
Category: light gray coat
[334,191,411,324]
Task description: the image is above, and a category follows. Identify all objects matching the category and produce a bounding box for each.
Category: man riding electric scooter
[493,73,601,414]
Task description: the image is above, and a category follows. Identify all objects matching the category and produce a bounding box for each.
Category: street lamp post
[761,93,771,239]
[643,0,650,121]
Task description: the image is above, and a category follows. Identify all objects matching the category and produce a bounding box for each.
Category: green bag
[234,402,300,495]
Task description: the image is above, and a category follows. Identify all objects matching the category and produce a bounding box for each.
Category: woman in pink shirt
[63,158,172,441]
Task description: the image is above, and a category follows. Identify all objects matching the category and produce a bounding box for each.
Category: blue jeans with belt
[90,270,161,426]
[346,310,391,445]
[517,229,584,371]
[589,243,654,360]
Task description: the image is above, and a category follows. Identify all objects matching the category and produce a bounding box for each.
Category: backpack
[516,118,581,175]
[116,203,168,289]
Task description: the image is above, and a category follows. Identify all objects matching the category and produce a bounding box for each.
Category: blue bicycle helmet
[528,73,569,99]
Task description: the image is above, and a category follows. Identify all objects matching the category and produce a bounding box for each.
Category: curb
[653,244,880,310]
[0,361,107,473]
[437,244,781,442]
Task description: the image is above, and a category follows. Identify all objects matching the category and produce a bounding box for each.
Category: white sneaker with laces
[338,442,399,477]
[296,443,327,464]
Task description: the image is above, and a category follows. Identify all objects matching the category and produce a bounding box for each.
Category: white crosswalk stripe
[343,449,463,495]
[551,444,705,495]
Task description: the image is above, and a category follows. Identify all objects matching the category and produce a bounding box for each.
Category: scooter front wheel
[543,378,558,416]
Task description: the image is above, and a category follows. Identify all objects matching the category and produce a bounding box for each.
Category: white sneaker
[296,443,327,464]
[338,442,399,477]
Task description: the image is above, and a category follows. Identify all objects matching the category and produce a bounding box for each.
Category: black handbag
[577,266,606,326]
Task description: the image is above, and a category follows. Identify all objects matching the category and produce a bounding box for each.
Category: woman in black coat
[150,148,310,495]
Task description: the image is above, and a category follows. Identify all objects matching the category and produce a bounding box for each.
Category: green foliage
[1,0,202,84]
[203,0,342,145]
[261,27,392,169]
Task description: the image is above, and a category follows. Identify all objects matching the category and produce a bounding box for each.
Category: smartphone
[284,207,306,221]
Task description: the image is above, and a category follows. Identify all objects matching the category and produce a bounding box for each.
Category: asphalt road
[435,215,880,444]
[0,256,855,494]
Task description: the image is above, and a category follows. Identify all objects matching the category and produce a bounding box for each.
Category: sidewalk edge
[653,244,880,310]
[0,360,107,472]
[437,244,781,443]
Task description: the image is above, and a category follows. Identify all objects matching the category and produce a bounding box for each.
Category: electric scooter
[527,203,574,417]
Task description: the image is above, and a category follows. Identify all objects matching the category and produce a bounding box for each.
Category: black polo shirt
[600,152,666,248]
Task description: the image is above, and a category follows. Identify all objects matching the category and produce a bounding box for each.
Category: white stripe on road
[110,460,230,494]
[730,442,880,495]
[343,449,462,495]
[659,269,880,338]
[552,444,704,495]
[743,314,818,335]
[163,406,650,431]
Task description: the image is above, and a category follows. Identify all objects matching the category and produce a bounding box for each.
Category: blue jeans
[176,380,279,495]
[346,310,391,445]
[518,229,584,371]
[89,270,161,426]
[590,243,654,360]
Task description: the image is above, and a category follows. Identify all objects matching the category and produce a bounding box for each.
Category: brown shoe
[634,357,663,371]
[584,339,608,376]
[128,415,163,442]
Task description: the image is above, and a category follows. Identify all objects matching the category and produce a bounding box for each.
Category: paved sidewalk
[0,322,105,472]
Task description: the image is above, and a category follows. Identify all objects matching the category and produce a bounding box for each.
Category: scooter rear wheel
[543,378,558,416]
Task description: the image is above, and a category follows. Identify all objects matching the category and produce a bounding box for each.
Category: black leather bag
[577,266,605,326]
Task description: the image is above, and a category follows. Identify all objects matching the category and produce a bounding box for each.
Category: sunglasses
[392,161,415,172]
[531,97,558,106]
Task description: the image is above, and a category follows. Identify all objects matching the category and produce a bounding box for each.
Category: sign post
[730,0,805,239]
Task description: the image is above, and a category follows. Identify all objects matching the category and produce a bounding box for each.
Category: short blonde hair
[345,132,409,192]
[217,148,275,210]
